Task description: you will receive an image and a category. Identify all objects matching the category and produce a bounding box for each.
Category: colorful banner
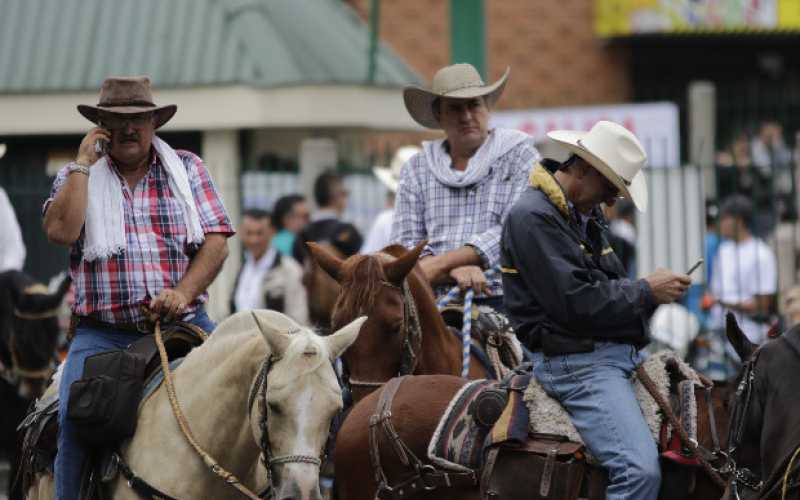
[596,0,800,36]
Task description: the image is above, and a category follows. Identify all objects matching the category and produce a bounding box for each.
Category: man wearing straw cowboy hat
[361,145,420,254]
[501,121,692,499]
[43,76,234,499]
[392,63,540,309]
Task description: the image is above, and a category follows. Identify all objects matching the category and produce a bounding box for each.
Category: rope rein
[154,320,262,500]
[436,267,499,378]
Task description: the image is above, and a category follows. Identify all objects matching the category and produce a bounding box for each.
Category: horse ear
[726,312,756,362]
[306,242,344,282]
[37,273,72,311]
[325,316,367,360]
[384,240,426,286]
[251,311,292,356]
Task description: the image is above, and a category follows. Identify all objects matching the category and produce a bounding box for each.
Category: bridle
[246,355,327,499]
[342,280,423,392]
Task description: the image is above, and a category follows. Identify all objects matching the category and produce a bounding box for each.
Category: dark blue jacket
[500,161,655,355]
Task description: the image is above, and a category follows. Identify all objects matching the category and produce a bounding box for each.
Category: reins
[345,280,423,391]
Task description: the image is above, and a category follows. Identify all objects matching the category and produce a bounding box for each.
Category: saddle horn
[383,240,426,286]
[306,242,344,282]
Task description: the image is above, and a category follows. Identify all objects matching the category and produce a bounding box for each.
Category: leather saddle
[14,321,206,496]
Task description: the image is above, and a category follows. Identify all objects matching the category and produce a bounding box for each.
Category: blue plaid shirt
[391,134,540,297]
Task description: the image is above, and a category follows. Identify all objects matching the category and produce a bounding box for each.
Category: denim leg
[532,343,660,500]
[55,327,142,500]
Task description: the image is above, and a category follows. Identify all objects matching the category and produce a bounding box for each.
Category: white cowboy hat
[547,120,649,212]
[373,145,421,193]
[0,144,5,159]
[403,64,510,129]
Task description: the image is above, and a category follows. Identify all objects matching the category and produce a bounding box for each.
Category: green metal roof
[0,0,422,93]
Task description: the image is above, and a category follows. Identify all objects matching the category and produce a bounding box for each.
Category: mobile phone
[94,121,109,155]
[687,258,704,276]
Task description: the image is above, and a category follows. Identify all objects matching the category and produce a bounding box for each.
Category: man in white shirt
[230,208,308,324]
[0,144,26,271]
[709,195,777,345]
[361,146,420,254]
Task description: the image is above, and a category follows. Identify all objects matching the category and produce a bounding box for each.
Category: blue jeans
[55,308,214,500]
[530,342,660,500]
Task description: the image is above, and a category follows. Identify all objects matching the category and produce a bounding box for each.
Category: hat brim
[372,166,398,192]
[548,130,649,213]
[403,67,510,129]
[77,103,178,129]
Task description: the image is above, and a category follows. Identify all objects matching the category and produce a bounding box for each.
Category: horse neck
[405,272,462,376]
[137,332,265,484]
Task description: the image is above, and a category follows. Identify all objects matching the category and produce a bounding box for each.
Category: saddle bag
[481,434,586,500]
[67,349,147,448]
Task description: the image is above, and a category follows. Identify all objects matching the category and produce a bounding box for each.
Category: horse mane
[331,254,389,332]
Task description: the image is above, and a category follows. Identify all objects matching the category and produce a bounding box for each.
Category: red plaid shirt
[44,149,234,324]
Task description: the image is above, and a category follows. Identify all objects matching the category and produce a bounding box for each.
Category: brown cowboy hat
[77,76,177,129]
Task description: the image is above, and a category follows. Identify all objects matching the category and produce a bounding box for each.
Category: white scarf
[83,136,204,261]
[422,128,530,188]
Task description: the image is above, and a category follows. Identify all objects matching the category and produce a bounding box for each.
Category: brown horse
[303,242,344,333]
[335,374,731,500]
[307,242,492,403]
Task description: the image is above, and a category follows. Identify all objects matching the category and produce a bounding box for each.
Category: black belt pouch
[67,349,146,448]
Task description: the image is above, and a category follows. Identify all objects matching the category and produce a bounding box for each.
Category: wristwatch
[67,164,90,177]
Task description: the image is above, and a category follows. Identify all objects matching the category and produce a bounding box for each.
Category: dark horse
[723,313,800,499]
[0,270,69,480]
[307,241,494,403]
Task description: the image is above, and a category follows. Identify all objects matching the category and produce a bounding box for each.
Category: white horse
[27,309,366,500]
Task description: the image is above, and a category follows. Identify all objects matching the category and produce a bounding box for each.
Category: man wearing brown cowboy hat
[392,63,540,310]
[43,76,234,499]
[501,121,692,499]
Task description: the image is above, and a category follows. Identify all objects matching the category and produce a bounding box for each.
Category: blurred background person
[294,169,363,262]
[707,194,777,345]
[361,145,420,254]
[230,208,308,324]
[605,198,637,278]
[270,194,309,257]
[0,144,26,272]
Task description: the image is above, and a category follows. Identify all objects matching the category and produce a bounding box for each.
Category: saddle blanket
[427,351,701,472]
[524,351,701,445]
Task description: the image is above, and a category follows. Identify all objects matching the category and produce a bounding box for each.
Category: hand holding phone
[76,126,110,167]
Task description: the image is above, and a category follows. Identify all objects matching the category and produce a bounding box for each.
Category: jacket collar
[529,162,570,219]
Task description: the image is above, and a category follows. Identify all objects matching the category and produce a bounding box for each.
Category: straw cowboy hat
[548,120,649,212]
[77,76,177,129]
[403,63,509,129]
[373,145,421,193]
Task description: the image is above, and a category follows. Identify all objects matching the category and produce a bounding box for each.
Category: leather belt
[76,315,151,334]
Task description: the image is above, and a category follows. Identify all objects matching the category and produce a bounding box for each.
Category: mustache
[116,134,139,143]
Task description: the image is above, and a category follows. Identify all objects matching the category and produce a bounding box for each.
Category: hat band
[98,100,157,108]
[577,139,632,186]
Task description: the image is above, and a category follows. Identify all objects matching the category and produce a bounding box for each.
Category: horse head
[250,309,366,500]
[0,270,70,398]
[724,312,764,489]
[308,241,426,399]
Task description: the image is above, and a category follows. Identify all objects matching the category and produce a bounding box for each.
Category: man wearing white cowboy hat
[392,63,540,309]
[361,145,420,254]
[43,76,234,499]
[500,120,692,499]
[0,143,27,272]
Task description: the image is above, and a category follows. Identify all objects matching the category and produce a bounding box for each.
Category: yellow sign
[596,0,800,36]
